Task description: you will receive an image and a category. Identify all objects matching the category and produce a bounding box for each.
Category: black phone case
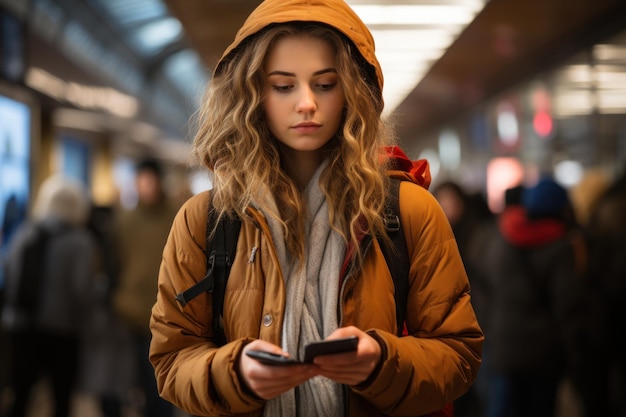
[245,350,301,366]
[303,336,358,363]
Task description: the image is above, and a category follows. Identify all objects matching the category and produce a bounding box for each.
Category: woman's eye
[272,85,291,92]
[317,82,336,91]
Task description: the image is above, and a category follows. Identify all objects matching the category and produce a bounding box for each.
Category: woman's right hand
[240,339,318,399]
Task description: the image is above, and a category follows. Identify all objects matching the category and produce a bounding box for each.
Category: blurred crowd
[0,158,188,417]
[1,161,625,417]
[432,168,626,417]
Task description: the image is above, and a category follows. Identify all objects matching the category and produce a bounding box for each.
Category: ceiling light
[553,89,594,116]
[438,128,461,170]
[25,67,139,118]
[347,1,486,114]
[593,44,626,62]
[554,160,583,187]
[558,65,593,84]
[350,5,480,26]
[598,90,626,113]
[135,17,182,52]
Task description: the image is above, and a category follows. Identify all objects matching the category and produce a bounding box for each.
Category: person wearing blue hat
[522,177,572,220]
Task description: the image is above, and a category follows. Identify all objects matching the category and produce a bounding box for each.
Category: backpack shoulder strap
[208,208,241,345]
[174,193,241,346]
[378,177,410,336]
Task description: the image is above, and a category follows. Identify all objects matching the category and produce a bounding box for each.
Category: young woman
[149,1,483,416]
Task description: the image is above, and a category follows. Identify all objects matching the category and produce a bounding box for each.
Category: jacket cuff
[234,340,265,401]
[353,329,387,390]
[212,338,266,412]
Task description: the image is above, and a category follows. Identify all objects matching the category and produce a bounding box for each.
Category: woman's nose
[295,86,317,113]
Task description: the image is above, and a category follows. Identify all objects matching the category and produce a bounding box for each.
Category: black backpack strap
[174,195,241,346]
[209,211,241,345]
[379,177,410,336]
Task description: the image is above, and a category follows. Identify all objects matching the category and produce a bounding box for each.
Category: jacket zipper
[248,246,258,263]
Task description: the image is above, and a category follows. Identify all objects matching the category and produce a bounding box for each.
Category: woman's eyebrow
[267,68,337,77]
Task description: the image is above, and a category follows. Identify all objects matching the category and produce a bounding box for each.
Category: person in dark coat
[1,175,96,417]
[112,158,179,417]
[481,177,586,417]
[577,169,626,417]
[432,180,493,417]
[78,205,136,417]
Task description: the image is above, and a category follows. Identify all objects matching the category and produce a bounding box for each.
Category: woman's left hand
[312,326,382,385]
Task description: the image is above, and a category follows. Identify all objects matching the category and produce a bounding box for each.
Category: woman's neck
[280,147,326,191]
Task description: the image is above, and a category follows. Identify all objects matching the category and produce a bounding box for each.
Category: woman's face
[263,35,346,156]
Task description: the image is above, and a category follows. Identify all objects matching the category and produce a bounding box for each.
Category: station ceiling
[4,0,626,153]
[163,0,626,148]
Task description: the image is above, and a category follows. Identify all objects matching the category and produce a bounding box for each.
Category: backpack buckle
[384,214,400,232]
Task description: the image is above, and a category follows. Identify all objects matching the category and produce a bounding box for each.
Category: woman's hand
[312,326,382,385]
[240,340,318,400]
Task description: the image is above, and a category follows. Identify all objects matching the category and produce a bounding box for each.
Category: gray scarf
[258,160,345,417]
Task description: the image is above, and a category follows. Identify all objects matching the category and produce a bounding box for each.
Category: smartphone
[303,335,358,363]
[245,350,302,366]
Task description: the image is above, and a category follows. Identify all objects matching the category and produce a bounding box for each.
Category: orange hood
[215,0,384,105]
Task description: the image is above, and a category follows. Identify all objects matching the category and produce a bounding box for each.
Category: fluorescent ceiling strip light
[372,29,455,50]
[135,17,182,51]
[351,5,478,25]
[559,65,593,84]
[346,1,486,113]
[553,90,594,116]
[598,90,626,111]
[25,67,139,118]
[372,29,455,112]
[595,70,626,85]
[594,44,626,62]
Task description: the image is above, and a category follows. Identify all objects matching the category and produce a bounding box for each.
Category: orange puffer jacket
[149,180,483,416]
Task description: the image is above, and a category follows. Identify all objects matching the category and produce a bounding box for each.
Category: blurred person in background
[464,184,525,416]
[1,194,26,258]
[79,205,136,417]
[481,177,587,417]
[569,169,610,228]
[432,180,494,417]
[112,157,179,417]
[431,180,493,268]
[560,168,611,417]
[1,194,27,396]
[578,168,626,417]
[0,174,96,417]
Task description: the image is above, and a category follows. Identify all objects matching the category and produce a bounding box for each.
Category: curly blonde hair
[191,23,395,264]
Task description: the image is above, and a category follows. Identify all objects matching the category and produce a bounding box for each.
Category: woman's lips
[292,122,321,133]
